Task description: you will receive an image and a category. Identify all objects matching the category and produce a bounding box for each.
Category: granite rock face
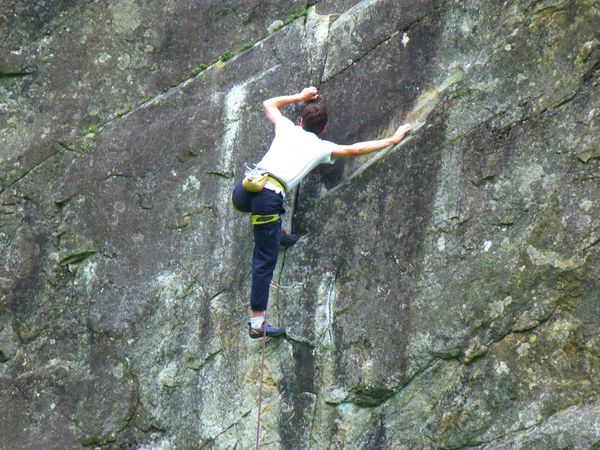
[1,0,599,449]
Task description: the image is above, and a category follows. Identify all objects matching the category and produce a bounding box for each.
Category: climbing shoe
[280,231,300,249]
[248,321,286,339]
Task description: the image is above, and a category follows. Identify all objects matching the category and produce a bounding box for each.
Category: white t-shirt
[257,116,340,190]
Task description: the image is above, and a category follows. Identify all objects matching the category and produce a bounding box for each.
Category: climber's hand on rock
[393,123,412,143]
[299,86,319,101]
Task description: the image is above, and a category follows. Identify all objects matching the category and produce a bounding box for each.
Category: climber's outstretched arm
[331,123,412,158]
[263,87,319,124]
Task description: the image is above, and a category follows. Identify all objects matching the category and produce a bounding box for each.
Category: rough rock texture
[1,0,599,449]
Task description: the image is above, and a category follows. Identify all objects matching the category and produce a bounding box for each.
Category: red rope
[255,312,268,450]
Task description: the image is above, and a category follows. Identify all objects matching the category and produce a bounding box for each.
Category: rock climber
[231,86,412,338]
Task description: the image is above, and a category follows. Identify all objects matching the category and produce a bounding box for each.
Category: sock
[249,316,265,329]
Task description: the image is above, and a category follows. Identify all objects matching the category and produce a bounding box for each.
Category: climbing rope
[256,283,297,447]
[255,312,268,450]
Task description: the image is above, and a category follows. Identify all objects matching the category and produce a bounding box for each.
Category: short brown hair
[301,103,328,135]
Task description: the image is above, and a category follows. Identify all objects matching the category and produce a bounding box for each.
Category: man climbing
[231,86,411,338]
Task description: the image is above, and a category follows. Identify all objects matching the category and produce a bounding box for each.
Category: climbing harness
[265,174,287,192]
[251,213,280,225]
[255,312,268,450]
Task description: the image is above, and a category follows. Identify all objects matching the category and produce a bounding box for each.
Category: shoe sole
[249,330,286,339]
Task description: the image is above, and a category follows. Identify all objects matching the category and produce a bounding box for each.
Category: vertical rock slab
[0,0,598,448]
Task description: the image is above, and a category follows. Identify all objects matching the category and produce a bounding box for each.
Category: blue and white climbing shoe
[248,321,286,339]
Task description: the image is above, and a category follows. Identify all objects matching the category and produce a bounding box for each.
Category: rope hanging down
[255,312,268,450]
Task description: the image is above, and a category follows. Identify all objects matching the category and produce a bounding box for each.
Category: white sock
[249,316,265,329]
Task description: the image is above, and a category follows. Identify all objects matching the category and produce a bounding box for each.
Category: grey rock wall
[1,0,598,449]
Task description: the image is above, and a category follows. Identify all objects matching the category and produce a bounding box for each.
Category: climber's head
[300,103,328,135]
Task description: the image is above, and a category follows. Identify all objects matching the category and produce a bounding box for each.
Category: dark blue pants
[231,181,284,312]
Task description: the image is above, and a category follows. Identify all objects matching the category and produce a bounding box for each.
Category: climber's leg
[247,188,286,338]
